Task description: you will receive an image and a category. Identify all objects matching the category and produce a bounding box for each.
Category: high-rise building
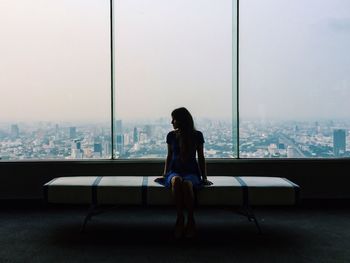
[94,143,102,153]
[69,127,77,139]
[138,131,147,144]
[11,124,19,138]
[71,139,83,158]
[55,124,60,139]
[115,120,122,135]
[116,134,124,155]
[144,125,154,138]
[93,143,102,158]
[123,133,130,145]
[103,141,112,157]
[72,139,81,150]
[133,127,138,143]
[333,129,346,157]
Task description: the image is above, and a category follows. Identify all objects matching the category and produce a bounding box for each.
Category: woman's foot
[185,218,196,239]
[174,215,185,239]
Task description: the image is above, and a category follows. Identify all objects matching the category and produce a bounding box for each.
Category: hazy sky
[1,0,349,122]
[115,0,232,121]
[240,0,350,120]
[0,0,111,122]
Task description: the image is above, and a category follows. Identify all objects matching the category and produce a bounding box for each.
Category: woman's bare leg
[171,176,184,237]
[182,180,195,219]
[171,176,184,218]
[182,180,196,237]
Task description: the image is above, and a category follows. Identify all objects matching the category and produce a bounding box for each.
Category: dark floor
[0,203,349,263]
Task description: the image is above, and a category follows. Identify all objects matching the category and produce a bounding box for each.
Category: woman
[156,107,212,238]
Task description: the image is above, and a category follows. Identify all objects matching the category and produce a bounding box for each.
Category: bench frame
[44,176,300,234]
[80,196,263,234]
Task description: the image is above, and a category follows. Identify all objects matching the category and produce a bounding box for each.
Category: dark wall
[0,159,350,199]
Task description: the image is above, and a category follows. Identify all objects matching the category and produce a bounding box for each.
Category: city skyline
[1,118,349,160]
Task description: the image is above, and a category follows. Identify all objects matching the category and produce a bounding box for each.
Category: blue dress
[164,130,204,188]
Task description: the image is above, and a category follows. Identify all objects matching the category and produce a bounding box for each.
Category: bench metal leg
[253,217,262,234]
[80,205,121,233]
[81,204,98,233]
[81,204,263,234]
[236,206,262,234]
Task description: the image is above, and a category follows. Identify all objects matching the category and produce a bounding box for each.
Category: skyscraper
[133,127,138,143]
[69,127,77,139]
[55,124,60,138]
[116,134,124,155]
[72,139,81,150]
[144,125,154,138]
[93,143,102,157]
[103,141,112,157]
[71,139,83,158]
[333,129,346,157]
[10,124,19,138]
[115,120,122,135]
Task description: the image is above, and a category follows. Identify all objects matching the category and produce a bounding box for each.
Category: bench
[43,176,300,233]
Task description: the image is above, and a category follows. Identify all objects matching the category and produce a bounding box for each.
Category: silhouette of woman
[155,107,212,238]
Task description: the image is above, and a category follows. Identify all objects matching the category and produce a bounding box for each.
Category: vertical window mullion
[110,0,115,159]
[233,0,239,158]
[237,0,240,158]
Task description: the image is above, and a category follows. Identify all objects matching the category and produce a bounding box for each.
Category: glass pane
[0,0,111,160]
[240,0,350,158]
[114,0,236,158]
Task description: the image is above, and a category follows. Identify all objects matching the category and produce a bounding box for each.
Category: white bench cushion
[44,176,299,206]
[97,176,144,205]
[45,176,98,204]
[197,176,243,206]
[242,177,298,205]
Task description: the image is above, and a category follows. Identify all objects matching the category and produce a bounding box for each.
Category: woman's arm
[197,144,212,185]
[197,144,207,179]
[162,144,173,176]
[155,144,172,184]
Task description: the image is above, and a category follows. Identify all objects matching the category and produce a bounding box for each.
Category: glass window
[0,0,111,160]
[114,0,236,158]
[240,0,350,158]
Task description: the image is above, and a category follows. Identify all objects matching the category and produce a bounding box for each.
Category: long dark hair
[171,107,197,162]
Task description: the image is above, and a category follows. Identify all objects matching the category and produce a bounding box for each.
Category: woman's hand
[154,176,165,185]
[202,178,213,186]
